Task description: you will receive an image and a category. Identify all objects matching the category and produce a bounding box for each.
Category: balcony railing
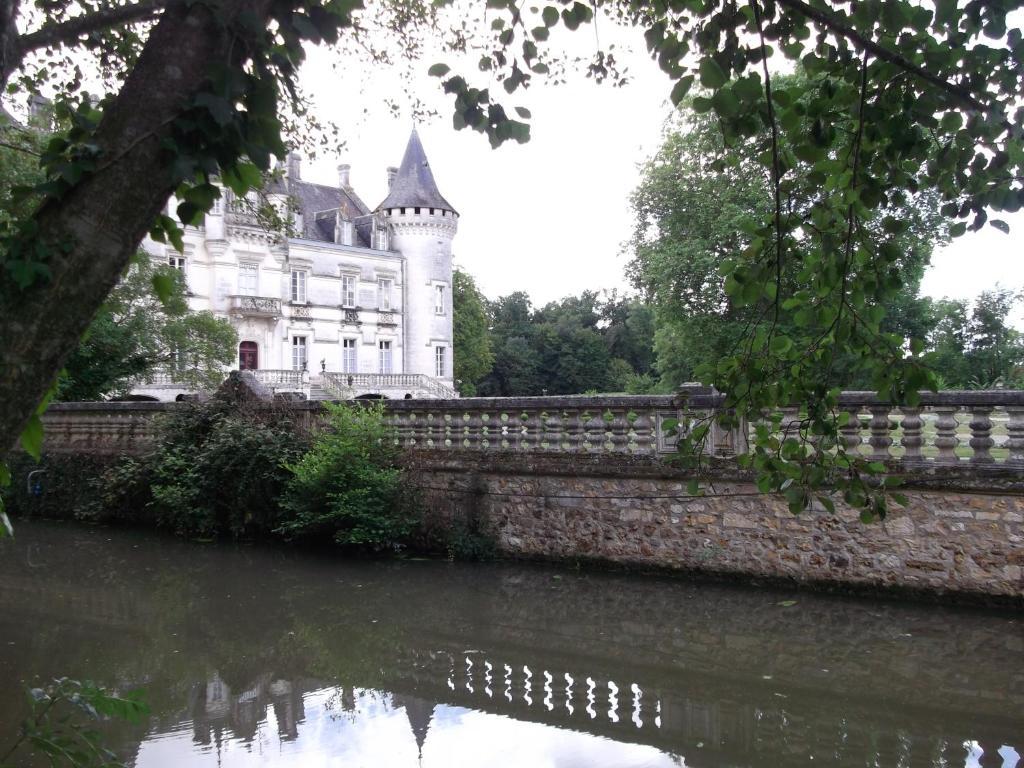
[249,369,306,387]
[321,372,457,399]
[229,295,281,317]
[290,303,312,320]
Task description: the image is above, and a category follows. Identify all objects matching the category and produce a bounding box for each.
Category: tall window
[342,338,357,373]
[210,196,223,216]
[434,284,445,315]
[291,336,307,371]
[168,254,186,272]
[290,269,307,303]
[341,274,356,307]
[378,340,392,374]
[435,346,446,378]
[377,278,393,310]
[238,264,258,296]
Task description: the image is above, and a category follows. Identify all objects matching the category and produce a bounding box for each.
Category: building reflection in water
[154,655,1021,768]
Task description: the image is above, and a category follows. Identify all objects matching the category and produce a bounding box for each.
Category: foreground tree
[0,0,1021,520]
[627,79,945,391]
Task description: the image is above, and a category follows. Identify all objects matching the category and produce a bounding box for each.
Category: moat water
[0,519,1021,767]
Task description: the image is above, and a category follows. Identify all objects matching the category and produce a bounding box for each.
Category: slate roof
[376,128,456,214]
[287,178,373,247]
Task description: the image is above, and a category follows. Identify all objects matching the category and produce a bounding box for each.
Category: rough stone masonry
[406,451,1024,604]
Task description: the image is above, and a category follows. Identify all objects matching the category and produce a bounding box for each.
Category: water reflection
[0,520,1021,767]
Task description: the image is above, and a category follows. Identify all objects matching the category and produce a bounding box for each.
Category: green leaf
[991,218,1010,234]
[152,272,177,305]
[670,76,694,106]
[235,162,262,191]
[20,414,44,460]
[514,106,532,119]
[428,63,451,78]
[699,58,728,89]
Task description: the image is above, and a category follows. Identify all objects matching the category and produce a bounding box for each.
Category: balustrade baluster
[631,410,654,454]
[779,405,801,438]
[443,413,454,448]
[564,409,582,451]
[609,409,630,453]
[584,411,607,452]
[462,412,480,450]
[932,406,960,464]
[479,412,492,449]
[543,410,563,451]
[868,405,894,462]
[520,410,541,451]
[424,412,438,448]
[969,406,995,464]
[898,406,923,464]
[499,412,511,449]
[1006,406,1024,465]
[399,411,415,448]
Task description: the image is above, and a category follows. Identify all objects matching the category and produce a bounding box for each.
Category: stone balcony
[229,295,281,318]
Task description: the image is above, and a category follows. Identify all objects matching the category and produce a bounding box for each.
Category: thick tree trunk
[0,0,273,450]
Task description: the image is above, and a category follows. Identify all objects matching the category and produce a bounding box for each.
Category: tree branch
[774,0,991,114]
[18,0,173,54]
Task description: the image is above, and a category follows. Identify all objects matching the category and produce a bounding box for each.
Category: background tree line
[454,78,1024,398]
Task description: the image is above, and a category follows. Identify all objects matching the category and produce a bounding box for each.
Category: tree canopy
[474,289,656,396]
[56,255,237,401]
[627,74,946,391]
[0,0,1021,521]
[452,267,494,397]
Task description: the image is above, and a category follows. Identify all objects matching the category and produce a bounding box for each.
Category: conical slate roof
[377,128,457,214]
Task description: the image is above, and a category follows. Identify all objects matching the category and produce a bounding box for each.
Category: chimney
[386,166,398,189]
[27,94,52,126]
[338,163,351,188]
[286,151,301,181]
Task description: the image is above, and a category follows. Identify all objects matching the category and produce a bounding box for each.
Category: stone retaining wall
[32,400,1024,602]
[406,452,1024,603]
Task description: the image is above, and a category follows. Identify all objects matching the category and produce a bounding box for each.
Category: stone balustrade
[37,389,1024,470]
[250,369,306,387]
[382,389,1024,467]
[229,294,281,317]
[321,372,457,399]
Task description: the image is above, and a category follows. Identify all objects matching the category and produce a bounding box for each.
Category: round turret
[376,129,458,389]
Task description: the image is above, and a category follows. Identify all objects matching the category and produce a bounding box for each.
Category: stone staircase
[308,382,333,401]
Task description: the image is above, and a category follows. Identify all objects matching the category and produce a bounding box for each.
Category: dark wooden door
[239,341,258,370]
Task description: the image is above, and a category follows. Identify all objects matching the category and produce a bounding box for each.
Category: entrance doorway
[239,341,258,370]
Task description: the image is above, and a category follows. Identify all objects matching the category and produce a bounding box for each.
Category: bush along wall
[3,395,481,557]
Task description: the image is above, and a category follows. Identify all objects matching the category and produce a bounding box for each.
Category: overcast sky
[297,21,1021,312]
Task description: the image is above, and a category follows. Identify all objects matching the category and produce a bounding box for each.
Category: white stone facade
[136,130,458,401]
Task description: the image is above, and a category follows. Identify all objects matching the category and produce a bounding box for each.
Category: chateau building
[137,128,458,400]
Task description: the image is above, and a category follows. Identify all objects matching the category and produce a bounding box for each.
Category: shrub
[277,402,417,551]
[145,399,309,539]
